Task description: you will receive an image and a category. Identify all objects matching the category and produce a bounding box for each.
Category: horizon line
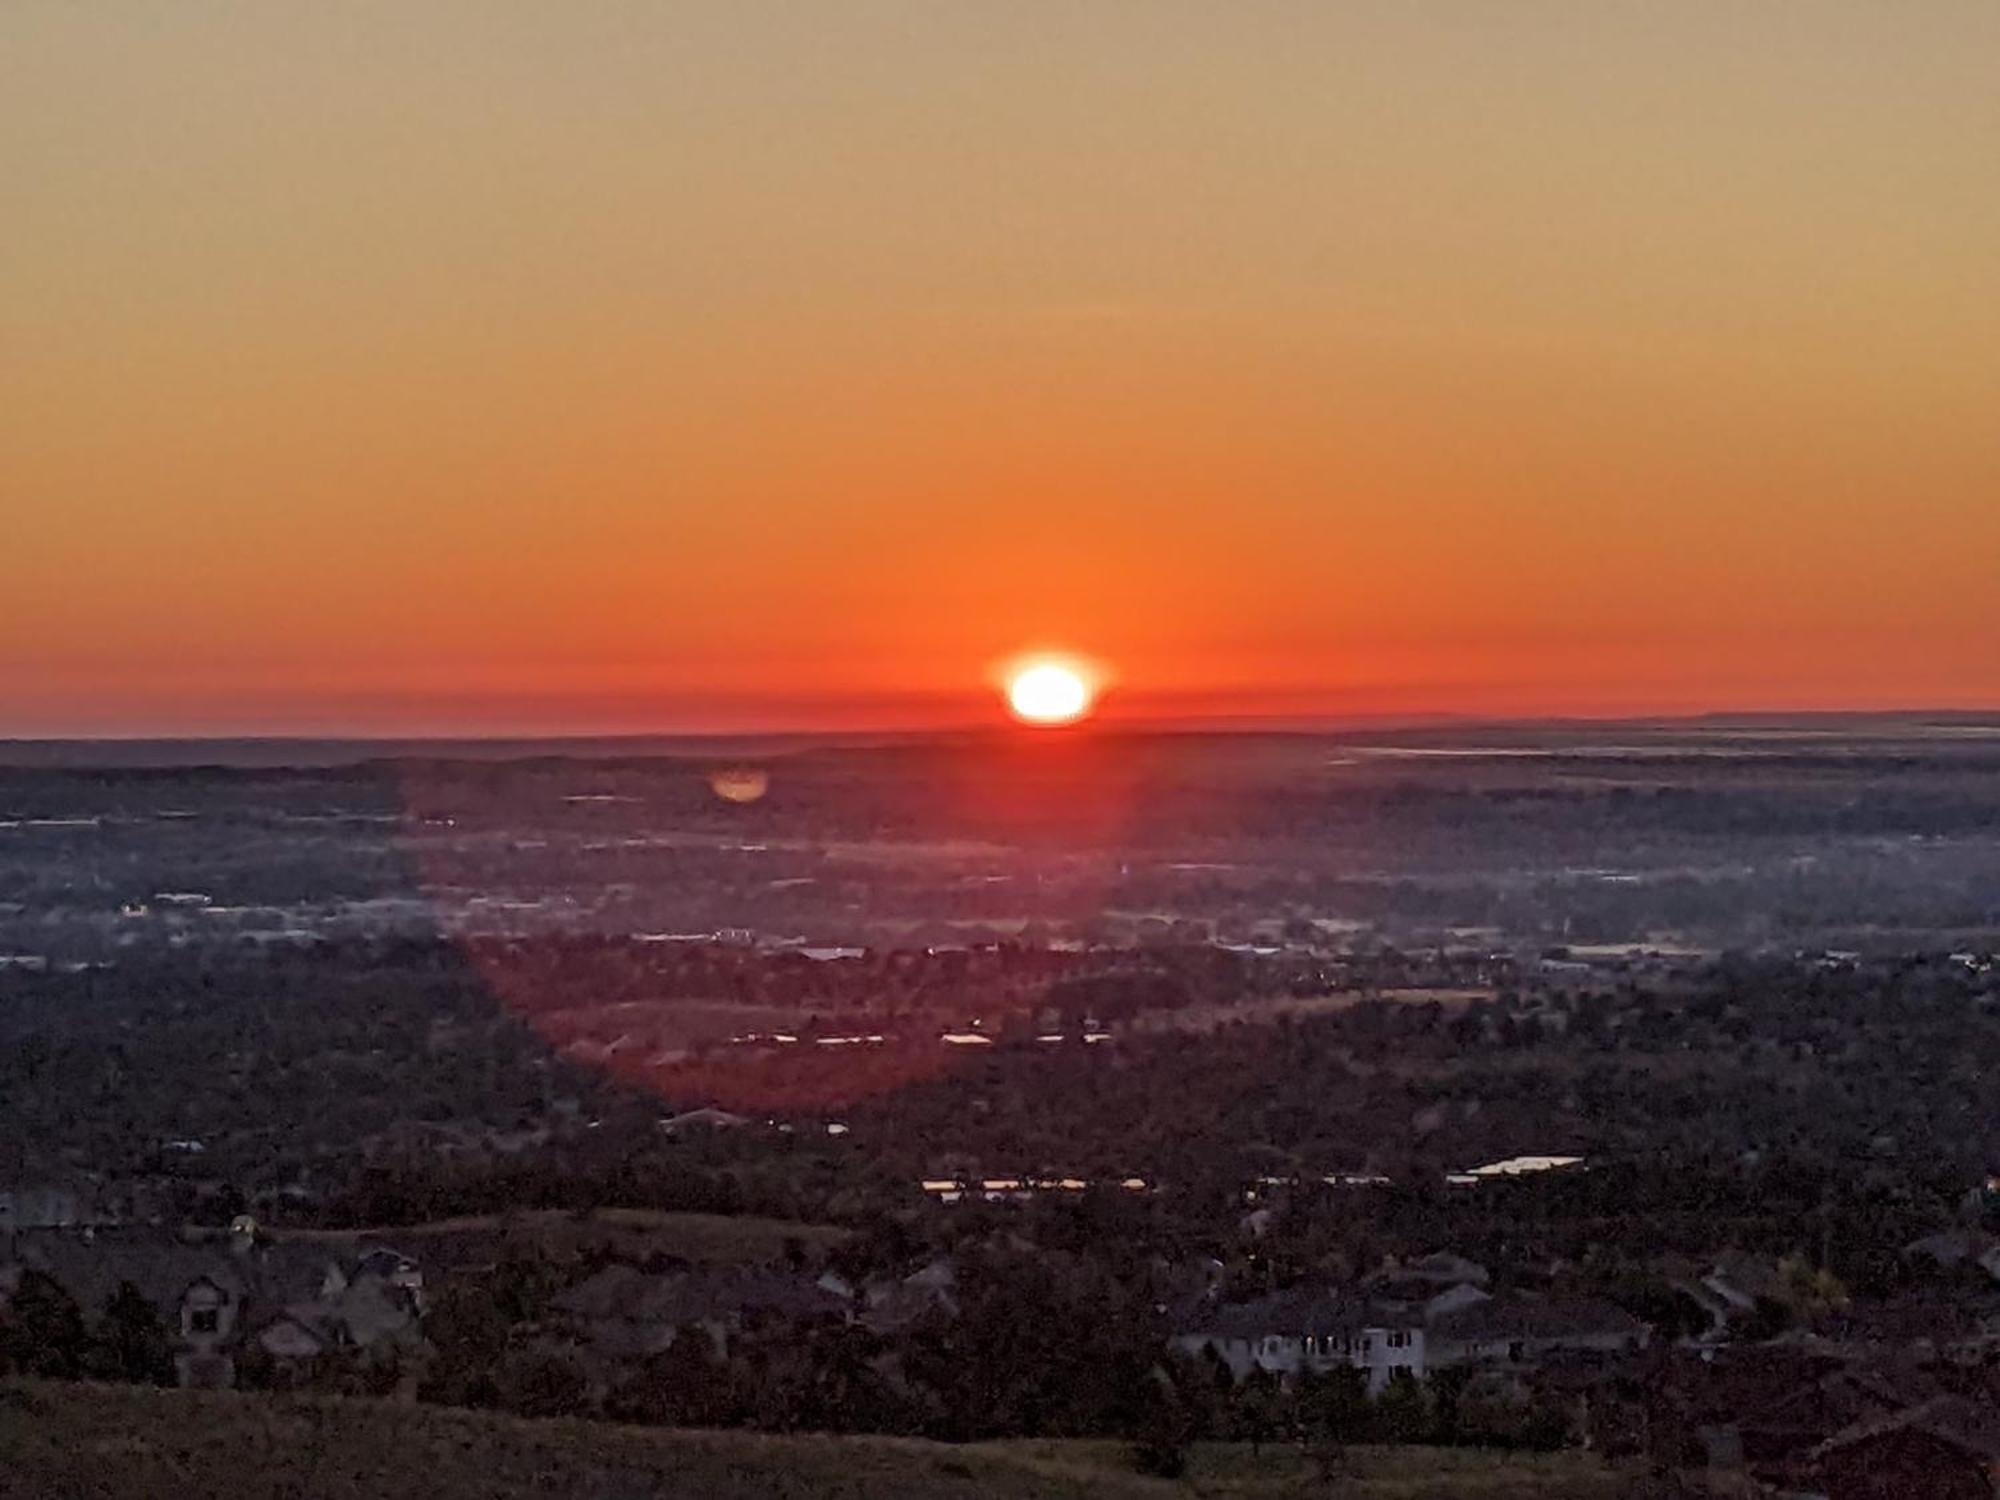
[5,702,2000,754]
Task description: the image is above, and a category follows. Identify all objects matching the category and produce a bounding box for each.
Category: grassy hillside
[0,1382,1626,1499]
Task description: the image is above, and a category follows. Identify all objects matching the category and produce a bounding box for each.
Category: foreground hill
[0,1382,1624,1498]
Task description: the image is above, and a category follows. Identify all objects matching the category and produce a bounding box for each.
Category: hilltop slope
[0,1382,1624,1499]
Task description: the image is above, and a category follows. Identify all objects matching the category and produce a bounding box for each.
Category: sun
[1006,660,1096,726]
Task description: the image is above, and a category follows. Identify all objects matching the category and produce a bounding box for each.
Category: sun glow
[1005,660,1096,726]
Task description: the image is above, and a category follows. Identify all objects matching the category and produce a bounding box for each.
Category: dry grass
[995,1438,1626,1497]
[0,1382,1629,1500]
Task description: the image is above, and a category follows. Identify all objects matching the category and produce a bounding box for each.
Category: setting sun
[1006,662,1095,726]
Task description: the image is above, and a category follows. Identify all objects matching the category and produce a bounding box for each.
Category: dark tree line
[0,1273,172,1386]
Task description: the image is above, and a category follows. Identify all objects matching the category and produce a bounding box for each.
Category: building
[1428,1295,1650,1368]
[0,1180,109,1233]
[550,1264,849,1372]
[1814,1396,2000,1500]
[0,1226,422,1390]
[1365,1252,1491,1301]
[1173,1290,1426,1393]
[1176,1287,1649,1394]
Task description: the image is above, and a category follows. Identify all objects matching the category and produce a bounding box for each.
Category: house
[0,1226,413,1390]
[1820,1292,2000,1361]
[252,1310,334,1387]
[1423,1282,1492,1320]
[0,1231,268,1389]
[238,1263,425,1389]
[658,1108,751,1134]
[552,1265,687,1362]
[1175,1280,1651,1395]
[0,1181,108,1233]
[1428,1295,1650,1369]
[323,1272,422,1352]
[1906,1229,2000,1288]
[176,1269,247,1387]
[861,1258,960,1334]
[1447,1155,1583,1185]
[1404,1252,1493,1288]
[1814,1395,2000,1500]
[1666,1273,1738,1342]
[1366,1251,1490,1302]
[1738,1355,1941,1486]
[552,1264,847,1370]
[1173,1290,1427,1393]
[1703,1250,1786,1316]
[324,1244,426,1312]
[1642,1344,1939,1492]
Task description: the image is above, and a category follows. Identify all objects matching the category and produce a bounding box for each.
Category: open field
[0,1383,1629,1499]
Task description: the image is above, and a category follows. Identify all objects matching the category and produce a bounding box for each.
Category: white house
[1176,1287,1650,1392]
[1174,1290,1427,1392]
[0,1181,108,1233]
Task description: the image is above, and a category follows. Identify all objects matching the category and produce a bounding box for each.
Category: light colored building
[1174,1290,1427,1393]
[1177,1287,1649,1392]
[0,1181,108,1233]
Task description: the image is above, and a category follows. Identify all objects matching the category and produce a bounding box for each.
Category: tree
[495,1348,590,1419]
[0,1271,89,1379]
[1597,1271,1712,1342]
[608,1328,743,1429]
[1228,1368,1283,1451]
[1736,1295,1792,1342]
[416,1281,514,1408]
[90,1281,174,1385]
[1129,1368,1197,1479]
[1302,1364,1371,1443]
[786,1322,911,1434]
[1301,1364,1370,1480]
[1372,1368,1430,1443]
[1425,1363,1474,1445]
[899,1251,1161,1440]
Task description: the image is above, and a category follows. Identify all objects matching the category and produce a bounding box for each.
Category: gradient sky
[5,3,1997,735]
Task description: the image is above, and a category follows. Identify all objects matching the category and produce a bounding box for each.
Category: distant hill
[0,1381,1624,1498]
[270,1207,853,1266]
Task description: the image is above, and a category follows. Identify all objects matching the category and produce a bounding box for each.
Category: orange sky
[4,4,1997,736]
